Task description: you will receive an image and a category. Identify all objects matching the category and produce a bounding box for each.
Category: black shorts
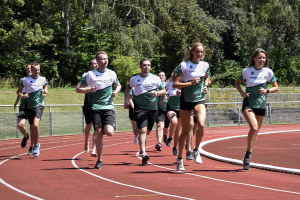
[18,109,27,120]
[180,100,205,111]
[156,108,170,128]
[82,106,92,124]
[242,98,266,117]
[134,108,157,130]
[129,105,135,121]
[166,104,180,118]
[92,109,114,128]
[25,106,44,125]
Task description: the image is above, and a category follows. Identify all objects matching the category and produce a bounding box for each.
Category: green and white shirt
[79,73,91,107]
[166,81,180,111]
[157,82,167,111]
[19,75,47,109]
[82,68,118,110]
[127,73,164,110]
[174,60,210,102]
[238,66,276,109]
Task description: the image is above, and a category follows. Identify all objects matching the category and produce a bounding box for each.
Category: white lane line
[0,136,156,200]
[136,152,300,195]
[200,130,300,174]
[228,147,300,150]
[71,144,195,200]
[0,153,44,200]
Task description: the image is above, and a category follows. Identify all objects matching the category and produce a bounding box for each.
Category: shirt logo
[30,81,33,83]
[251,71,254,75]
[137,79,140,82]
[190,66,193,69]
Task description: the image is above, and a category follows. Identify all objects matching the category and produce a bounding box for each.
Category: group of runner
[15,42,279,171]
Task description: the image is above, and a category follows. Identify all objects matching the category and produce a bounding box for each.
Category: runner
[76,59,98,157]
[155,71,169,151]
[14,63,32,149]
[173,42,210,171]
[128,88,139,144]
[124,58,166,165]
[165,71,181,156]
[234,48,279,170]
[17,62,48,157]
[77,51,121,169]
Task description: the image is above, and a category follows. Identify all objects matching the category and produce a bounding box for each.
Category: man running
[17,62,48,157]
[124,58,166,165]
[77,52,121,169]
[76,59,98,157]
[14,63,32,149]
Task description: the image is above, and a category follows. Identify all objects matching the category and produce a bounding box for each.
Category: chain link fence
[1,101,299,139]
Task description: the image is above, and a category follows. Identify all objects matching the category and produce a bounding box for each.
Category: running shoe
[186,150,193,160]
[21,133,29,148]
[163,135,168,143]
[33,143,40,157]
[155,143,162,151]
[142,154,150,165]
[192,149,202,164]
[172,147,178,155]
[166,137,172,147]
[134,135,139,144]
[243,151,251,170]
[176,157,185,171]
[28,146,33,155]
[94,161,102,169]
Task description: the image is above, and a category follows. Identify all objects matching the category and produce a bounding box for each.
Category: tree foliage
[1,0,300,87]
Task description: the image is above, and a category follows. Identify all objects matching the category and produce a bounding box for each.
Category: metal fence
[0,101,300,139]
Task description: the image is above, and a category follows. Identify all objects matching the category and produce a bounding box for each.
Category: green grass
[1,87,299,139]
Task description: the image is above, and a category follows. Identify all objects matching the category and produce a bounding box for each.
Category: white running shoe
[192,150,202,164]
[176,157,185,171]
[134,135,139,144]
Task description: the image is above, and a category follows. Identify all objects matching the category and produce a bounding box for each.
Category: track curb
[200,130,300,175]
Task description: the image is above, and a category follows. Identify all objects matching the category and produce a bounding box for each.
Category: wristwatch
[267,89,269,94]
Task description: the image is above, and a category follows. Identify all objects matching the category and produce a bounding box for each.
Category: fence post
[82,106,85,134]
[206,104,210,127]
[49,106,53,135]
[114,105,117,131]
[268,103,272,124]
[238,103,240,125]
[16,106,19,138]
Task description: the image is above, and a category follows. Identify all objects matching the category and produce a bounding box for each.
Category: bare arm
[112,82,121,97]
[173,73,200,89]
[124,86,131,109]
[16,85,28,99]
[128,94,134,109]
[234,78,249,98]
[259,81,279,95]
[76,83,98,93]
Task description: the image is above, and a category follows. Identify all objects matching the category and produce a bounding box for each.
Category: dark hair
[249,48,269,68]
[89,59,96,66]
[139,57,150,66]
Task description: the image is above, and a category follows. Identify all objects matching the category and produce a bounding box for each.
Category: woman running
[165,71,181,156]
[235,48,279,170]
[173,42,210,171]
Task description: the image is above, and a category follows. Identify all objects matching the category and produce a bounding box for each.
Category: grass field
[1,87,299,139]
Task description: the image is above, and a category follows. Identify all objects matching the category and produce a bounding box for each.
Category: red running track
[0,124,300,199]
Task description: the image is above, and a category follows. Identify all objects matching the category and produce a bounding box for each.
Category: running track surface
[1,124,300,200]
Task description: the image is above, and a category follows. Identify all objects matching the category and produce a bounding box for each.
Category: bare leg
[156,121,164,144]
[193,105,206,151]
[178,110,192,159]
[138,127,147,154]
[95,127,104,162]
[18,119,28,137]
[31,117,41,146]
[243,110,264,152]
[84,123,92,152]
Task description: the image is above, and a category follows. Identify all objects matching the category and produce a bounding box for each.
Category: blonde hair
[249,48,269,68]
[31,62,40,68]
[184,42,205,61]
[96,51,107,59]
[167,71,177,82]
